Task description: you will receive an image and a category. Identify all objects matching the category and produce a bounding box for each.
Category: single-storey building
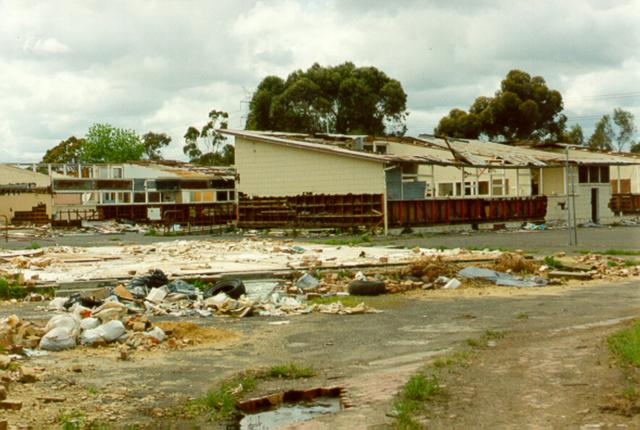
[0,164,53,224]
[220,130,556,232]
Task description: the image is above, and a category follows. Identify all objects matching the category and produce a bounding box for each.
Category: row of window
[99,190,235,204]
[437,179,510,197]
[578,166,609,184]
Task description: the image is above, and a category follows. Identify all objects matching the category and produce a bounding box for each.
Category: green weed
[0,278,27,300]
[603,249,640,256]
[391,373,444,429]
[608,321,640,368]
[26,242,41,249]
[516,312,529,320]
[543,256,562,269]
[267,363,315,379]
[607,260,619,267]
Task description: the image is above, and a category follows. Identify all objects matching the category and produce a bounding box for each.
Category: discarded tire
[347,280,386,296]
[205,279,246,299]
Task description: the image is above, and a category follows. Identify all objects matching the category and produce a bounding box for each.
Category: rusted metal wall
[238,193,384,229]
[609,194,640,215]
[388,196,547,227]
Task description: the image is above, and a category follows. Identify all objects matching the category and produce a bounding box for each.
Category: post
[571,165,578,244]
[565,148,573,246]
[460,167,465,197]
[539,167,544,196]
[489,168,493,197]
[383,170,389,236]
[515,168,520,197]
[430,165,436,198]
[617,165,621,194]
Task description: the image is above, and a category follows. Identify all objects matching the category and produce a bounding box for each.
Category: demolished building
[221,130,639,232]
[6,161,236,227]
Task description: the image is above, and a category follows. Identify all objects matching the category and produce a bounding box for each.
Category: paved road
[11,279,638,427]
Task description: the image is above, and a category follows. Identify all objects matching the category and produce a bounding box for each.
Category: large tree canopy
[42,127,172,163]
[435,70,566,142]
[588,108,637,152]
[81,123,145,163]
[246,62,408,136]
[41,136,86,163]
[142,132,171,160]
[183,110,233,165]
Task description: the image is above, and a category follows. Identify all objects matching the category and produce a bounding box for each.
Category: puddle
[237,387,345,430]
[240,397,341,429]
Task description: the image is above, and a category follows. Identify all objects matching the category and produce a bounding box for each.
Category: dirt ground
[0,276,638,429]
[426,320,640,429]
[3,225,640,255]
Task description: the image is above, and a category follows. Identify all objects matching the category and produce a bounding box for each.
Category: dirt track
[2,278,638,428]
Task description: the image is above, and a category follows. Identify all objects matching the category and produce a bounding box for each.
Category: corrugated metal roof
[417,135,638,166]
[221,129,464,166]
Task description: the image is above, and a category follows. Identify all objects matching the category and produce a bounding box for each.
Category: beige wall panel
[0,165,50,187]
[0,193,53,220]
[235,138,384,196]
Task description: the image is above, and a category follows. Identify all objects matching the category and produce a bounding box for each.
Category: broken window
[579,166,589,183]
[600,166,609,183]
[134,192,146,203]
[112,167,123,179]
[438,183,454,197]
[117,192,131,203]
[148,192,160,203]
[478,181,489,195]
[216,190,229,201]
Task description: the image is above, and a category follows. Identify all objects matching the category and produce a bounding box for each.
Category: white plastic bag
[100,320,126,342]
[144,326,165,342]
[80,327,105,346]
[39,327,76,351]
[80,317,100,331]
[44,314,80,337]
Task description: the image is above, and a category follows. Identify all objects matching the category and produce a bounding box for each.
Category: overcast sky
[1,0,639,162]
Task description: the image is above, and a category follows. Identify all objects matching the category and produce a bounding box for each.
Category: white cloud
[23,37,70,54]
[0,0,638,162]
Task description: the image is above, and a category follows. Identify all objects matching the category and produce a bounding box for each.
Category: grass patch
[516,312,529,320]
[184,364,316,421]
[144,228,158,236]
[607,260,619,267]
[483,329,505,340]
[308,294,404,310]
[465,338,482,348]
[608,321,640,368]
[0,278,27,300]
[392,373,445,429]
[432,351,472,369]
[603,249,640,256]
[465,329,505,348]
[185,373,258,421]
[543,256,562,269]
[267,363,315,379]
[624,259,640,267]
[26,241,41,249]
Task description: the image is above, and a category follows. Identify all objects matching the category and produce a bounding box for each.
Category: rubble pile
[567,254,640,280]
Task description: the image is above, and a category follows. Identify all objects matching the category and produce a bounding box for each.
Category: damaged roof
[222,129,640,168]
[417,135,639,166]
[220,129,463,166]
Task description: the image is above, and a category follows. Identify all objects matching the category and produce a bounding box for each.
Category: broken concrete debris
[458,266,548,288]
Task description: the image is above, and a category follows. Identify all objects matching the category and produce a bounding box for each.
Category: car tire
[205,279,246,299]
[347,280,386,296]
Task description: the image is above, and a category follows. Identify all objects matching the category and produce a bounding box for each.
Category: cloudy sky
[1,0,639,162]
